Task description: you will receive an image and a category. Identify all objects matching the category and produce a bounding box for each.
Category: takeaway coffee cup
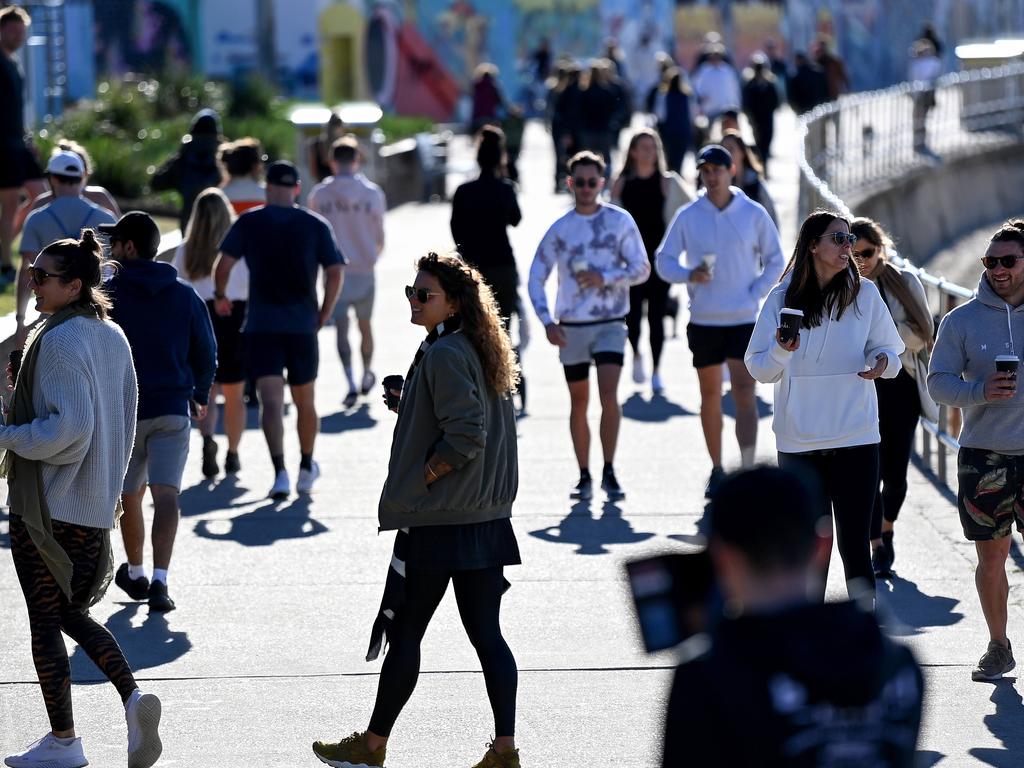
[778,308,804,344]
[701,253,716,277]
[996,354,1019,379]
[382,374,404,411]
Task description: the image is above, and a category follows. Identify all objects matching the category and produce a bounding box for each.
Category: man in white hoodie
[929,221,1024,683]
[655,144,784,497]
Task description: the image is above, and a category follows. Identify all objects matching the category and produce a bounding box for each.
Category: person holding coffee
[851,217,938,578]
[745,210,904,603]
[928,220,1024,682]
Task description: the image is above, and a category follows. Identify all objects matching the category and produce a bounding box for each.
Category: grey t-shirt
[21,197,117,254]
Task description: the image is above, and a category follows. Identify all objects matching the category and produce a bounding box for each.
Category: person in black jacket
[150,108,224,231]
[788,52,828,116]
[741,52,780,162]
[662,466,923,767]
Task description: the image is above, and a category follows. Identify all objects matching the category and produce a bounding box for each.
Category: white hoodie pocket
[777,373,876,442]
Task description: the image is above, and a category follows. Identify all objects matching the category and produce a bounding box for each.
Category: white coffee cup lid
[996,354,1019,361]
[780,308,804,316]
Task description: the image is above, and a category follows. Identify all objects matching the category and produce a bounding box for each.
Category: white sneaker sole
[4,757,89,768]
[972,659,1016,681]
[314,753,379,768]
[127,693,162,768]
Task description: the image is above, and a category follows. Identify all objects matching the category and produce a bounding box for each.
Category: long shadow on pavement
[721,390,773,420]
[876,575,964,637]
[622,392,692,422]
[528,499,655,555]
[321,403,377,433]
[970,681,1024,766]
[193,495,327,547]
[667,501,712,547]
[179,473,250,518]
[71,603,191,680]
[914,752,944,767]
[0,507,9,550]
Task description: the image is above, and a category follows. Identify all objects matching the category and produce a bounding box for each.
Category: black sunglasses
[28,265,66,285]
[819,232,858,247]
[572,177,601,189]
[982,254,1024,270]
[852,247,877,260]
[404,285,441,303]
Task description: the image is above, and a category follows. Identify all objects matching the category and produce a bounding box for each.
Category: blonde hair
[183,188,235,281]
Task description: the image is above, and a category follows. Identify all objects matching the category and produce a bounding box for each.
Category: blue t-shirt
[219,204,345,334]
[21,197,117,254]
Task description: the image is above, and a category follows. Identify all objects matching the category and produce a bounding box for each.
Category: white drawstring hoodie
[745,275,904,453]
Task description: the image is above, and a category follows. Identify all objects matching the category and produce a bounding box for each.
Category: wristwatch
[213,290,226,300]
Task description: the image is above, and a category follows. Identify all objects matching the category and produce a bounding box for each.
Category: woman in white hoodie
[745,210,904,600]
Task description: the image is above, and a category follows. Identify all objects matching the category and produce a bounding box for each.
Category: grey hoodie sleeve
[424,344,487,469]
[928,312,987,407]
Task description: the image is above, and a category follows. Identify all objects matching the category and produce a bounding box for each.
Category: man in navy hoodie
[102,211,217,612]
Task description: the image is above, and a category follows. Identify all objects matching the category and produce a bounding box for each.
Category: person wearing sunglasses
[3,230,165,768]
[656,143,785,498]
[850,218,937,580]
[928,220,1024,682]
[745,210,904,604]
[528,150,649,501]
[313,253,522,768]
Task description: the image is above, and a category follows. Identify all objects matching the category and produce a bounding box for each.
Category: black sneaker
[704,466,726,498]
[115,562,149,601]
[882,530,895,568]
[871,544,894,579]
[343,390,359,408]
[148,581,176,612]
[570,476,593,501]
[601,467,625,500]
[201,437,218,478]
[224,451,241,474]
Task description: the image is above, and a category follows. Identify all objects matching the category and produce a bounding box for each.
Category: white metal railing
[794,65,1024,484]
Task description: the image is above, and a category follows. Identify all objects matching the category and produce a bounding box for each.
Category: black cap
[98,211,161,259]
[696,144,733,168]
[266,160,300,187]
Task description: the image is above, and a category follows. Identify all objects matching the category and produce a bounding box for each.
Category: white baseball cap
[46,150,85,178]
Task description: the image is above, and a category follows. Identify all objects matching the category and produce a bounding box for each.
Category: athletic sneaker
[312,731,385,768]
[972,639,1015,681]
[871,544,893,579]
[882,530,895,567]
[343,391,359,408]
[570,476,593,501]
[125,690,162,768]
[4,733,88,768]
[471,744,521,768]
[601,467,625,501]
[651,372,664,394]
[270,469,290,500]
[704,466,726,499]
[360,370,377,396]
[224,451,241,474]
[201,436,218,478]
[147,581,175,612]
[115,562,150,601]
[297,461,321,494]
[632,354,646,384]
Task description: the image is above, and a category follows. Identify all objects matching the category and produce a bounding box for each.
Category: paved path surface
[2,109,1024,767]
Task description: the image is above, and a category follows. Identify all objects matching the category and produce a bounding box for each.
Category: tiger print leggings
[9,513,137,732]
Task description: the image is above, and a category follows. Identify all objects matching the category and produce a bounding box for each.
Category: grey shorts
[558,320,628,366]
[123,415,191,493]
[333,273,376,321]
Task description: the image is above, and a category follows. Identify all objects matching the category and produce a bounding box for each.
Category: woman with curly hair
[313,252,523,768]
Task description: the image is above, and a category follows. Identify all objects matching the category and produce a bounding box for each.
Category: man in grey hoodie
[929,221,1024,682]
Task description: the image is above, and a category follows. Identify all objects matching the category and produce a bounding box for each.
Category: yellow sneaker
[470,743,521,768]
[312,731,386,768]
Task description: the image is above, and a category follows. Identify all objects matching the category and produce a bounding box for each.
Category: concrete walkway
[1,109,1022,766]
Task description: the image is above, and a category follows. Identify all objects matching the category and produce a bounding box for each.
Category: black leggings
[626,274,670,369]
[10,514,137,732]
[870,371,921,540]
[369,566,517,738]
[778,444,879,598]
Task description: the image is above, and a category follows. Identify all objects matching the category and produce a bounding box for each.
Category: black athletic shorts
[0,142,42,188]
[957,447,1024,541]
[206,300,246,384]
[686,322,755,369]
[245,331,319,386]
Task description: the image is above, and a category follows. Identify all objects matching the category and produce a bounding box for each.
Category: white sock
[53,736,76,746]
[740,446,756,469]
[152,569,168,585]
[128,563,146,581]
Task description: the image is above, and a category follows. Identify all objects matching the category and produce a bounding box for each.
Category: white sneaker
[296,461,320,493]
[125,690,162,768]
[632,354,646,384]
[269,469,290,500]
[4,733,88,768]
[360,370,377,395]
[651,372,664,394]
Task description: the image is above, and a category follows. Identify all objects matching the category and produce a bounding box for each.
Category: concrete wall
[846,142,1024,265]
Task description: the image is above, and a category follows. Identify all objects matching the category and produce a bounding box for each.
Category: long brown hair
[783,210,861,328]
[417,252,520,394]
[183,187,235,280]
[615,128,667,180]
[39,229,114,319]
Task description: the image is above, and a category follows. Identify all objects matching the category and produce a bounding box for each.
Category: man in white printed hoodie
[529,150,649,501]
[655,144,784,497]
[929,221,1024,683]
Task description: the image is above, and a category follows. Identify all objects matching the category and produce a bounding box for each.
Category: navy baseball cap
[98,211,161,259]
[696,144,734,168]
[266,160,300,187]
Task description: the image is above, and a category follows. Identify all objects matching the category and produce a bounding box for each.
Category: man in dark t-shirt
[215,161,346,500]
[0,6,44,283]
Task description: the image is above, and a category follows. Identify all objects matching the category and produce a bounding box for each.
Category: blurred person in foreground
[662,466,923,767]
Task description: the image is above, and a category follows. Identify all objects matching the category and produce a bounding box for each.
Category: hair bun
[81,229,97,244]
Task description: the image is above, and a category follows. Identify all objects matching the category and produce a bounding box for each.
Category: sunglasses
[982,254,1024,270]
[404,285,442,303]
[572,177,601,189]
[28,265,66,285]
[852,247,877,260]
[819,232,858,247]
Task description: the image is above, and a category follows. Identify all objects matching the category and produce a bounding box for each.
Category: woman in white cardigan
[3,231,162,768]
[745,210,904,602]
